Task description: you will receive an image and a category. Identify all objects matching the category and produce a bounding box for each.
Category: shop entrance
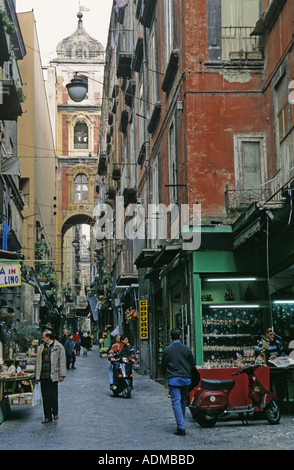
[154,291,164,381]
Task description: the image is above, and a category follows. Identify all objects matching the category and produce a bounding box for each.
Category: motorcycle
[189,363,281,427]
[111,357,133,398]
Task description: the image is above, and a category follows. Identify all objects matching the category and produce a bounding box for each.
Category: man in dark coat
[161,328,196,436]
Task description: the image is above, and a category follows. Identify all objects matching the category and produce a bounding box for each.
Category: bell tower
[47,12,104,297]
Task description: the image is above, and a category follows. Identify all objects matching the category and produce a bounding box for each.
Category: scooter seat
[201,379,235,391]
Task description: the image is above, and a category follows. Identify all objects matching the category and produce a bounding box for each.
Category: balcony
[0,79,22,121]
[222,27,262,61]
[0,59,24,121]
[225,188,270,213]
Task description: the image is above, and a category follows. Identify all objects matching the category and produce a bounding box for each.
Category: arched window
[74,174,88,202]
[74,121,88,149]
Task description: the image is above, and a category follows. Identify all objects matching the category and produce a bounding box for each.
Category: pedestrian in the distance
[81,331,91,355]
[60,329,68,346]
[161,328,196,436]
[65,333,76,369]
[35,331,66,424]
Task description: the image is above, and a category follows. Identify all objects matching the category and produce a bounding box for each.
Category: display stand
[100,333,111,357]
[0,381,10,424]
[0,374,35,424]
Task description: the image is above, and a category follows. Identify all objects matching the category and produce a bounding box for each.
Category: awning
[115,273,138,286]
[144,267,161,280]
[87,296,98,321]
[0,251,24,260]
[134,248,161,268]
[153,244,182,267]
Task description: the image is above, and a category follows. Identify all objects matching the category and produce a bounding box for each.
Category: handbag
[32,382,42,406]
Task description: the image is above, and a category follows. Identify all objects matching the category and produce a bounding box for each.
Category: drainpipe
[142,26,151,248]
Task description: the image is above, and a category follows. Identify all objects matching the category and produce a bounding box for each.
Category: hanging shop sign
[139,299,148,340]
[0,264,21,288]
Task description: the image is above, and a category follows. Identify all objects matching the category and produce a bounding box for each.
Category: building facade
[0,0,26,336]
[99,0,276,379]
[17,10,58,328]
[97,0,294,383]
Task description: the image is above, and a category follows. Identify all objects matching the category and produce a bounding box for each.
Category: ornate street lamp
[72,238,79,249]
[66,74,88,102]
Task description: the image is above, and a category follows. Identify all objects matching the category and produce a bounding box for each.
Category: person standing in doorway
[35,331,66,424]
[161,328,196,436]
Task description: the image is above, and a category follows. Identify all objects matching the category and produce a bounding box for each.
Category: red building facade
[101,1,294,378]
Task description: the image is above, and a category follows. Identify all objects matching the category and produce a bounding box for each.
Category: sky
[16,0,113,65]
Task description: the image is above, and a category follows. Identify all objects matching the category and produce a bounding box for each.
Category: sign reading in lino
[139,300,148,340]
[0,264,21,288]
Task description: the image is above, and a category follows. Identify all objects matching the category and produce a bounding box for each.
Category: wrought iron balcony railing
[225,188,271,212]
[222,26,261,61]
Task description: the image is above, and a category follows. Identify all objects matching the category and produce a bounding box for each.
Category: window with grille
[74,174,89,202]
[74,121,88,149]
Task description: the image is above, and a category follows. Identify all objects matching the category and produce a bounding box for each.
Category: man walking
[35,331,66,423]
[161,328,196,436]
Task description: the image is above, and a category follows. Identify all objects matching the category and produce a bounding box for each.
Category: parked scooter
[111,357,133,398]
[189,363,281,427]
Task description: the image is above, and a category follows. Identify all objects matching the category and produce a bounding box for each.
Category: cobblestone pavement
[0,345,293,451]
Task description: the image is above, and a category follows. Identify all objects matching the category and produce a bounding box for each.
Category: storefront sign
[139,300,148,340]
[0,264,21,288]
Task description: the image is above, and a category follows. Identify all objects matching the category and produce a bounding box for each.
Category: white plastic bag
[32,382,42,406]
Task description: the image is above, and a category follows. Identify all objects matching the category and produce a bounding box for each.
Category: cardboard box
[25,394,32,404]
[9,393,33,405]
[9,394,20,405]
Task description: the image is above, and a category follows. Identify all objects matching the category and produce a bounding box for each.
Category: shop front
[150,249,195,382]
[192,250,267,365]
[230,204,294,412]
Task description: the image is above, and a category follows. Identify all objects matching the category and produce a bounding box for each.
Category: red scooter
[189,364,281,427]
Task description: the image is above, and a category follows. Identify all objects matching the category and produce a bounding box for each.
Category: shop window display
[202,307,262,368]
[201,279,263,368]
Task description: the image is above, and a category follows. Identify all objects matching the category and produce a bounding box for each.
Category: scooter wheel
[195,410,219,428]
[264,401,281,425]
[122,385,132,398]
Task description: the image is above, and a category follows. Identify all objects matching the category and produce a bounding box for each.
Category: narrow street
[0,345,293,452]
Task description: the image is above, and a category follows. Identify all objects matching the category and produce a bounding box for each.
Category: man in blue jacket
[161,328,196,436]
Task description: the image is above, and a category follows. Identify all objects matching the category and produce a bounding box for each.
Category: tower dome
[55,12,104,63]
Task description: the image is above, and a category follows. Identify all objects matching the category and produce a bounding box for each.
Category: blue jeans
[168,384,190,430]
[108,363,114,384]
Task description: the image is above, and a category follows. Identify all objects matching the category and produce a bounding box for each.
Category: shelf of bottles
[201,278,263,368]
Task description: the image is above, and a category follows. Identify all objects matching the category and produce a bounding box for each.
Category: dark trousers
[41,379,58,420]
[66,353,75,369]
